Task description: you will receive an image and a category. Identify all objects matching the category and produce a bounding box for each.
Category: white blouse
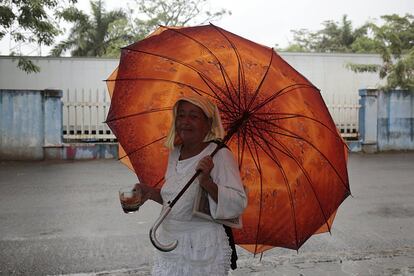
[152,143,247,276]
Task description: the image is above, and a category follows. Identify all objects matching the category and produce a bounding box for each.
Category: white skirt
[152,219,232,276]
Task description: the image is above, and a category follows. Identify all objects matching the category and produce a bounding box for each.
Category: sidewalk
[1,152,414,275]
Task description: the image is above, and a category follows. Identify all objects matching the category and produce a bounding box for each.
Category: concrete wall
[0,56,118,92]
[359,89,414,152]
[0,53,383,99]
[0,54,384,143]
[0,89,117,160]
[0,89,63,160]
[3,55,409,158]
[280,52,384,99]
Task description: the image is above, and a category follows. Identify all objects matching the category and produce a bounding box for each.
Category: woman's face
[175,101,211,145]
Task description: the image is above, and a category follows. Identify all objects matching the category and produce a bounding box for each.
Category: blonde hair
[165,95,225,149]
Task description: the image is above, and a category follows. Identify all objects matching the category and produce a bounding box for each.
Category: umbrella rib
[243,128,262,255]
[123,47,237,110]
[197,74,239,115]
[118,136,167,161]
[164,25,239,107]
[252,117,349,192]
[253,112,345,143]
[245,123,294,157]
[246,121,293,157]
[243,127,264,255]
[246,48,274,111]
[256,126,331,245]
[221,113,249,133]
[105,107,171,124]
[251,83,317,113]
[221,112,239,129]
[108,76,236,116]
[252,126,299,140]
[235,127,248,170]
[270,133,333,236]
[107,77,207,97]
[210,23,246,111]
[247,125,300,249]
[254,124,349,236]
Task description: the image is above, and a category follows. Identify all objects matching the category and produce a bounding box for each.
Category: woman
[138,95,247,276]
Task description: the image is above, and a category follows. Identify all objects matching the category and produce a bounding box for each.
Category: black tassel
[223,225,238,270]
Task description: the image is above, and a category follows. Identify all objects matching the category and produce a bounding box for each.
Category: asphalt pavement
[0,152,413,275]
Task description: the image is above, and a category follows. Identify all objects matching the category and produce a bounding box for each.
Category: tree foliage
[0,0,76,73]
[285,14,414,91]
[348,14,414,90]
[51,0,129,57]
[284,15,374,53]
[53,0,230,58]
[129,0,230,41]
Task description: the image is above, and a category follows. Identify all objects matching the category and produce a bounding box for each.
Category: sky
[0,0,413,55]
[211,0,413,47]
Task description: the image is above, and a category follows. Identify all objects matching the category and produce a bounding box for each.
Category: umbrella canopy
[106,24,350,254]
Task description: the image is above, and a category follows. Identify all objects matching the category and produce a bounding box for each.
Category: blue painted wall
[0,89,62,160]
[377,90,414,151]
[359,89,414,152]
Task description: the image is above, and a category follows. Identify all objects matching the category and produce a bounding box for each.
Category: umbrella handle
[149,206,178,252]
[148,141,228,252]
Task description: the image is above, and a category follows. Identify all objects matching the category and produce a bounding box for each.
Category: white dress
[152,143,247,276]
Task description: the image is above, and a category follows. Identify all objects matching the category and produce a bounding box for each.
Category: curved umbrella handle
[148,142,228,252]
[149,206,178,252]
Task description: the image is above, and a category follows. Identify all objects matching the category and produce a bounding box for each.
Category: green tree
[0,0,76,73]
[347,14,414,90]
[285,13,414,90]
[284,15,374,53]
[129,0,231,41]
[102,17,133,57]
[51,0,129,57]
[88,0,232,58]
[284,29,316,52]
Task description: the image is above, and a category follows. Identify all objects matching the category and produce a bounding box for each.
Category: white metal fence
[62,88,113,141]
[324,93,360,139]
[62,89,360,142]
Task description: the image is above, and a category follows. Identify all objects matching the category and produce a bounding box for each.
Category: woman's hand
[196,156,218,202]
[196,156,214,182]
[133,182,163,205]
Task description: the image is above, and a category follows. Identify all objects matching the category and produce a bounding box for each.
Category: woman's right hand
[133,182,163,205]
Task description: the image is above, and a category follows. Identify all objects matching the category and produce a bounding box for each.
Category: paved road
[0,152,413,275]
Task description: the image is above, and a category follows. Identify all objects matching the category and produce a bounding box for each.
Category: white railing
[62,88,114,141]
[62,90,360,142]
[325,93,360,139]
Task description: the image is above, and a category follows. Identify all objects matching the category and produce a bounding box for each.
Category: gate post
[43,89,64,159]
[359,89,378,153]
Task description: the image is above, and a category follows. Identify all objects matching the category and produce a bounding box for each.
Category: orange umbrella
[106,24,350,254]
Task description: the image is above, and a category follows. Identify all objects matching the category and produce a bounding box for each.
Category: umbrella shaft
[169,170,201,207]
[168,142,225,208]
